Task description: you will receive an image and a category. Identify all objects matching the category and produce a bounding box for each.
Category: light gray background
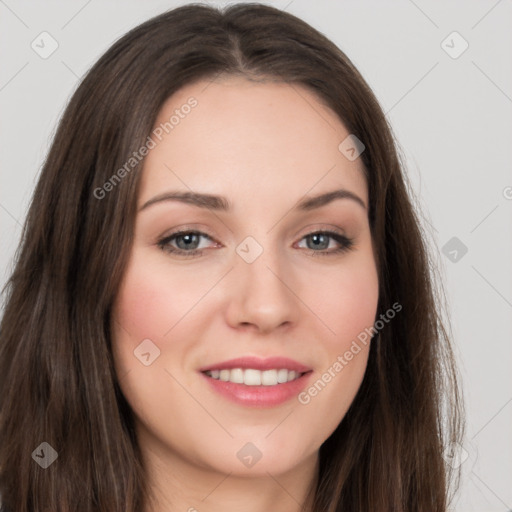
[1,1,511,510]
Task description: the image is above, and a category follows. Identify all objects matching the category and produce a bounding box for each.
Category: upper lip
[199,356,312,373]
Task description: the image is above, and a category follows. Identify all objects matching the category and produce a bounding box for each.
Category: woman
[0,3,464,511]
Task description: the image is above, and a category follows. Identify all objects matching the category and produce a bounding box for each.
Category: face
[111,76,379,480]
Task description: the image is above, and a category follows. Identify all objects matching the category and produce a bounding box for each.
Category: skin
[111,76,379,512]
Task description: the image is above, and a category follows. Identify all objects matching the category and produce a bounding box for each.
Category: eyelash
[156,229,354,259]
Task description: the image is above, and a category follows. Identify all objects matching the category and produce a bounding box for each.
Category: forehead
[138,76,368,210]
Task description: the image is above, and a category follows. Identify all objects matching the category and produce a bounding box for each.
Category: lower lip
[200,371,312,408]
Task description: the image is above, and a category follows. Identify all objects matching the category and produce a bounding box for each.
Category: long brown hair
[0,3,464,511]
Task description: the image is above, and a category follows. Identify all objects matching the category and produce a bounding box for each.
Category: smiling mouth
[202,368,309,386]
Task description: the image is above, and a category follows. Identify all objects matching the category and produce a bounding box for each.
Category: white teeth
[244,369,261,386]
[204,368,303,386]
[261,369,277,386]
[230,368,244,384]
[287,370,297,382]
[277,369,288,383]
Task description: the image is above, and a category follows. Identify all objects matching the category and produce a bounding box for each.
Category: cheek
[304,254,379,350]
[295,252,378,419]
[112,250,212,341]
[110,252,202,423]
[337,267,379,341]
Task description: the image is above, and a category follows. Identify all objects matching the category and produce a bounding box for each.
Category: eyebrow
[139,188,367,212]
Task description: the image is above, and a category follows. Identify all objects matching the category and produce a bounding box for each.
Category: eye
[296,231,354,256]
[156,229,354,259]
[157,230,218,258]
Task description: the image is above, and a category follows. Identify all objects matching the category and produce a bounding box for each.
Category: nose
[224,246,300,335]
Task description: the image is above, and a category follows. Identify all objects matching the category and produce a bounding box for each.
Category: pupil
[177,234,199,250]
[309,234,328,250]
